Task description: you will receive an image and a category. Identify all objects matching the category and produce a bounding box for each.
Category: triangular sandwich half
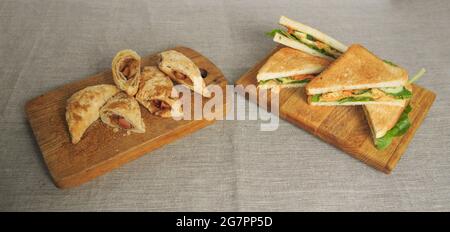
[362,86,412,150]
[257,47,331,90]
[305,44,411,106]
[268,16,348,60]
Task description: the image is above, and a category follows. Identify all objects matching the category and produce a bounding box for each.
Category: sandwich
[256,47,331,90]
[112,49,141,96]
[66,84,120,144]
[363,100,412,150]
[158,50,211,98]
[268,16,348,60]
[100,92,145,134]
[305,44,412,106]
[363,68,425,149]
[136,66,183,118]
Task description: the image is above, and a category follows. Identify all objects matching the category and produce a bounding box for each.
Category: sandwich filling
[374,105,412,150]
[150,99,172,116]
[119,57,139,80]
[268,29,342,59]
[258,74,314,88]
[173,71,193,85]
[311,86,412,103]
[109,114,133,130]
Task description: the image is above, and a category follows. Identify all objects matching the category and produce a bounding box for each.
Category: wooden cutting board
[26,47,228,188]
[236,46,436,173]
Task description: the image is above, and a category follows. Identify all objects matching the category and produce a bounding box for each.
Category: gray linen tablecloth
[1,0,449,211]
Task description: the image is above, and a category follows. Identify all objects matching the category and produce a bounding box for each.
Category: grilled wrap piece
[100,92,145,133]
[112,49,141,96]
[158,50,211,98]
[136,66,183,118]
[66,84,120,144]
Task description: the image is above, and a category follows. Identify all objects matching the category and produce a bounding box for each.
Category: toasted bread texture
[257,47,331,82]
[363,101,408,139]
[306,44,408,95]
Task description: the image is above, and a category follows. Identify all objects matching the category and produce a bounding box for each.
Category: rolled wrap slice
[112,49,141,96]
[136,66,183,118]
[158,50,211,98]
[100,92,145,133]
[66,84,120,144]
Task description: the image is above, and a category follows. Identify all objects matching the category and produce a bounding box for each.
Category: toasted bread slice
[306,44,408,95]
[362,84,412,139]
[363,101,408,139]
[257,47,331,82]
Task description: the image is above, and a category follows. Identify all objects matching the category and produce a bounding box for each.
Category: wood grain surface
[26,47,228,188]
[235,46,436,173]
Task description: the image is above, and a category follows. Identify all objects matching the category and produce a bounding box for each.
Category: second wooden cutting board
[236,46,436,173]
[26,47,228,188]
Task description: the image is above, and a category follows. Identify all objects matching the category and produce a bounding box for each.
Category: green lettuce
[375,105,412,150]
[311,94,321,102]
[385,87,412,99]
[292,79,311,84]
[258,79,269,85]
[276,77,310,84]
[266,29,284,38]
[383,59,398,67]
[338,96,374,104]
[266,29,297,41]
[306,33,316,41]
[266,29,338,59]
[259,77,311,85]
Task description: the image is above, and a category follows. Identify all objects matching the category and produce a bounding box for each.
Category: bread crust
[257,47,331,81]
[306,44,408,95]
[363,101,407,139]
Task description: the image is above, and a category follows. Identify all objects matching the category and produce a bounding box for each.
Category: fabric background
[0,0,449,211]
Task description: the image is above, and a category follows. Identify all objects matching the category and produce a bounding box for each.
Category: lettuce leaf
[266,29,298,41]
[258,79,271,85]
[266,29,284,38]
[338,96,374,104]
[375,105,412,150]
[267,29,338,58]
[259,77,311,85]
[292,79,311,84]
[290,33,338,58]
[276,77,311,84]
[385,87,412,99]
[306,33,317,41]
[311,94,321,102]
[383,59,398,67]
